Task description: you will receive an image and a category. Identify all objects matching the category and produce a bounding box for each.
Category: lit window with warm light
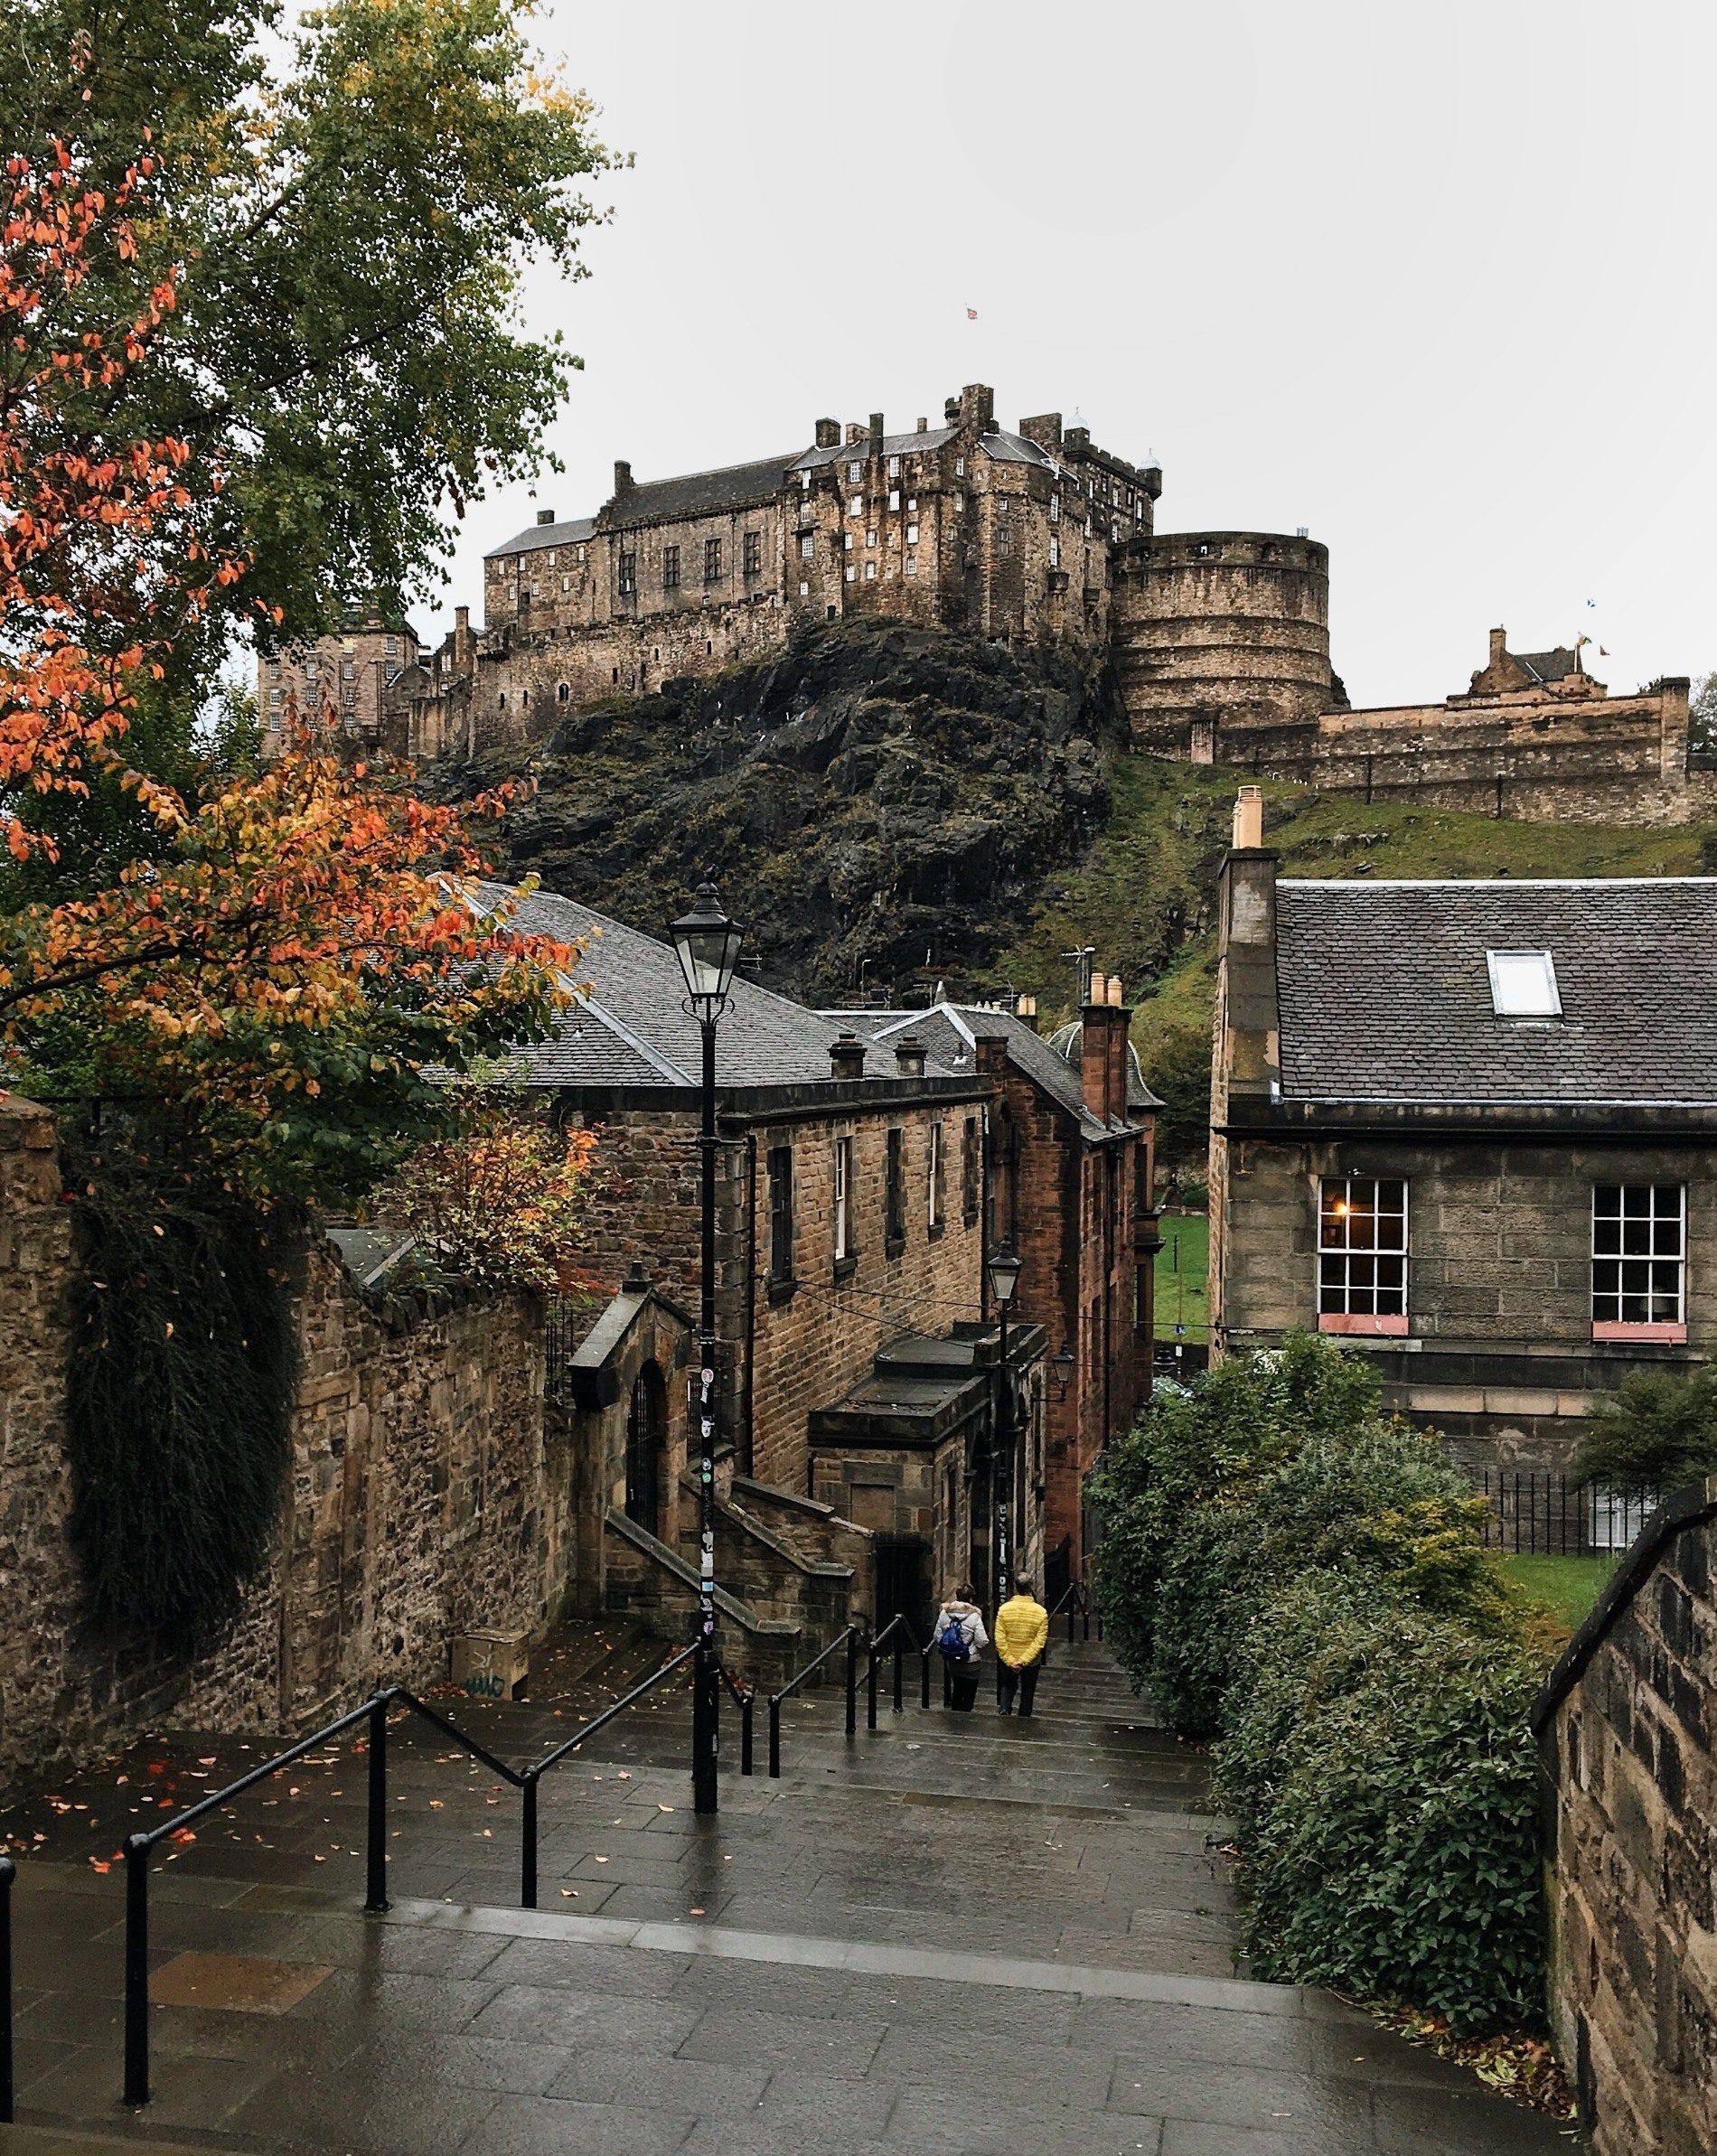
[1318,1176,1409,1335]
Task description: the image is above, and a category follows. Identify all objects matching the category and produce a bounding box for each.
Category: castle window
[768,1146,795,1285]
[561,576,571,592]
[887,490,900,511]
[578,547,587,566]
[867,530,877,548]
[704,537,722,582]
[886,1127,906,1250]
[800,535,814,559]
[927,1122,943,1231]
[906,496,917,512]
[743,530,762,578]
[849,496,862,517]
[662,544,680,589]
[955,456,966,476]
[887,455,900,479]
[1049,538,1060,569]
[799,580,810,596]
[1050,493,1060,522]
[864,561,876,580]
[843,532,853,551]
[845,565,856,583]
[905,556,917,576]
[848,460,862,482]
[997,525,1013,558]
[498,693,507,708]
[952,493,965,512]
[834,1136,855,1261]
[557,682,570,702]
[905,522,918,545]
[618,551,636,596]
[385,638,398,658]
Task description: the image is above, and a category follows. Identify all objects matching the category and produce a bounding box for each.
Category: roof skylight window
[1487,949,1562,1017]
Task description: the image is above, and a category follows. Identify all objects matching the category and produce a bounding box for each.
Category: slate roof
[1275,878,1717,1107]
[792,427,957,472]
[474,885,967,1092]
[611,455,803,530]
[1512,646,1580,685]
[489,515,597,559]
[821,1004,1159,1134]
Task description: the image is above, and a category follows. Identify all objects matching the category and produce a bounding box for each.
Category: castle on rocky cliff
[258,381,1701,826]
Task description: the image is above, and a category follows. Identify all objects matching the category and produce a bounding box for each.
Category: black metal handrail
[1,1851,14,2124]
[1048,1580,1099,1643]
[120,1648,702,2106]
[866,1613,930,1726]
[766,1621,868,1777]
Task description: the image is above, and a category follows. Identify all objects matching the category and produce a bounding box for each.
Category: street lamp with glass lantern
[671,878,743,1817]
[986,1241,1022,1607]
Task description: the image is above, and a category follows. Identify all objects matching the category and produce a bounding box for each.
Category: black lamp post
[671,877,743,1818]
[987,1241,1022,1606]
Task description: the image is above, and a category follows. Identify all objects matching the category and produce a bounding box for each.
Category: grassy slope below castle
[998,754,1717,1170]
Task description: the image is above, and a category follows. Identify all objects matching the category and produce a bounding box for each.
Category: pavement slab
[0,1634,1576,2153]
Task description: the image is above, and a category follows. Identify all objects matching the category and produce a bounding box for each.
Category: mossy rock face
[463,618,1120,1004]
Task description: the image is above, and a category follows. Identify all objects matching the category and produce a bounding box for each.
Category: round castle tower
[1113,530,1343,760]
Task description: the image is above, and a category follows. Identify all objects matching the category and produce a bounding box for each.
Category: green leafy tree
[1570,1365,1717,1491]
[2,0,617,880]
[1689,670,1717,759]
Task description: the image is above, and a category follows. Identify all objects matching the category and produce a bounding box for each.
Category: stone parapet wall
[1536,1486,1717,2154]
[0,1100,560,1800]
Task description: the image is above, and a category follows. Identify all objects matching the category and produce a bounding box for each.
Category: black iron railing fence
[1476,1471,1661,1558]
[1048,1580,1101,1644]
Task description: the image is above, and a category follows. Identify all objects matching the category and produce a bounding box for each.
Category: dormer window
[1487,950,1561,1017]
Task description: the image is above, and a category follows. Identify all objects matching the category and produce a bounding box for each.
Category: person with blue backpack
[932,1582,988,1712]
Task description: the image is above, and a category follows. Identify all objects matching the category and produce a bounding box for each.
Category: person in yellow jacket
[993,1577,1049,1717]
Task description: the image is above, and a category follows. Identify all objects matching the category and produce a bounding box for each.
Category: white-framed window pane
[1593,1183,1684,1326]
[1318,1176,1409,1317]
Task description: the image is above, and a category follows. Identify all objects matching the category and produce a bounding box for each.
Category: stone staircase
[0,1634,1575,2153]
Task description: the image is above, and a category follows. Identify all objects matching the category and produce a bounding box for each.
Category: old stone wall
[0,1099,561,1799]
[1215,1129,1717,1469]
[1537,1487,1717,2154]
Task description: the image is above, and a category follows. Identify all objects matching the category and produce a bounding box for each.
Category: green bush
[1570,1364,1717,1491]
[1217,1579,1544,2035]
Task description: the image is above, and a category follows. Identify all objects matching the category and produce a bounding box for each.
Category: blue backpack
[937,1613,971,1665]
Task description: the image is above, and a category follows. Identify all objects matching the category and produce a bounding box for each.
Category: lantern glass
[988,1242,1022,1307]
[671,881,743,1008]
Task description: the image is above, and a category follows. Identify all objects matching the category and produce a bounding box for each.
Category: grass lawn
[1154,1211,1209,1343]
[1502,1552,1617,1630]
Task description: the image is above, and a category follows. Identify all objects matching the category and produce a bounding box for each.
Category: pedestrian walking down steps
[932,1584,988,1713]
[994,1577,1049,1717]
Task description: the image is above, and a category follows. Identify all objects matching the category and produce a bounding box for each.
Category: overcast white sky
[426,0,1713,710]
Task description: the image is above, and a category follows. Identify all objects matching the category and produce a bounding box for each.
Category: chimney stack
[893,1036,926,1078]
[454,605,472,675]
[845,422,865,446]
[944,395,961,424]
[868,412,885,460]
[536,508,555,526]
[1489,625,1507,669]
[915,416,927,433]
[815,417,840,448]
[613,459,633,494]
[1014,993,1038,1031]
[1233,783,1264,851]
[830,1032,868,1080]
[959,383,995,431]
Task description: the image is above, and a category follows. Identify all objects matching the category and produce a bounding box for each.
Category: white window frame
[834,1136,854,1261]
[1317,1175,1409,1335]
[1487,949,1562,1017]
[848,460,862,482]
[905,522,919,545]
[1592,1183,1686,1337]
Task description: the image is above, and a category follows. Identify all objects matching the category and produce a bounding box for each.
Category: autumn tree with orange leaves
[0,142,578,1205]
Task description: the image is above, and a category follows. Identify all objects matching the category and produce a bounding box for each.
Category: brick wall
[1536,1486,1717,2154]
[1215,1129,1717,1468]
[0,1101,563,1798]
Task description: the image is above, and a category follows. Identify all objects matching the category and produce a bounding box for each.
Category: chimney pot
[1233,784,1264,851]
[1088,971,1108,1008]
[536,508,555,526]
[893,1035,927,1078]
[830,1031,868,1079]
[1106,977,1123,1008]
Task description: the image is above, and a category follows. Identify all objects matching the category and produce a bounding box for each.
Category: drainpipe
[742,1131,758,1478]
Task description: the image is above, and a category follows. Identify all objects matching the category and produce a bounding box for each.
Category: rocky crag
[460,618,1119,1005]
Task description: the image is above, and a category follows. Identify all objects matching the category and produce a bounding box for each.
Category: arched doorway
[624,1362,666,1538]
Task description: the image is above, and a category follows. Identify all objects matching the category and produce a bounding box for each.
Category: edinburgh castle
[260,381,1703,827]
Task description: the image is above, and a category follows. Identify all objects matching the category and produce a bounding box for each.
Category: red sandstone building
[826,978,1159,1599]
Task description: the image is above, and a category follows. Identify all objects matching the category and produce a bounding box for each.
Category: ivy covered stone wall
[0,1100,567,1799]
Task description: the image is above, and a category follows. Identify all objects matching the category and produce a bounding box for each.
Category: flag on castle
[966,306,978,320]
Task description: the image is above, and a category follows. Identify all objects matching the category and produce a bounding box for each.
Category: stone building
[1208,786,1717,1474]
[257,611,421,751]
[1534,1479,1717,2154]
[823,980,1159,1602]
[1145,614,1701,826]
[383,384,1160,761]
[493,883,1046,1633]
